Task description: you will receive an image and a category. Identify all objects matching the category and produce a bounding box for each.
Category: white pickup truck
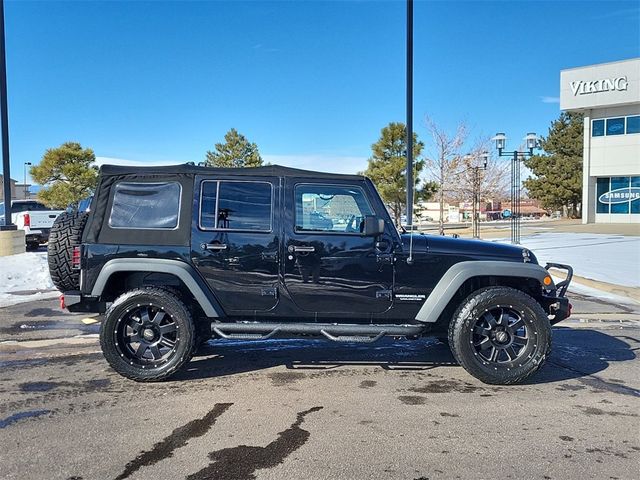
[0,200,64,250]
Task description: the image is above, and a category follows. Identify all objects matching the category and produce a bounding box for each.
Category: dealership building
[560,58,639,223]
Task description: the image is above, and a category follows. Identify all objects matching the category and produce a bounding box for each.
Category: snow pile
[0,251,57,307]
[495,233,640,288]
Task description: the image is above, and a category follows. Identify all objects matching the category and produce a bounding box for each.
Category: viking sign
[598,187,640,204]
[571,76,628,96]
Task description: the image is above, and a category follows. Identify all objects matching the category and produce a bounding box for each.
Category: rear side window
[109,182,181,229]
[200,180,272,231]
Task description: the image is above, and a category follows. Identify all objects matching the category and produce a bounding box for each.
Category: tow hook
[60,294,66,310]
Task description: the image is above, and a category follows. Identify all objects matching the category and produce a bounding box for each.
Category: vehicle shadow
[173,326,637,386]
[528,326,638,386]
[176,337,457,381]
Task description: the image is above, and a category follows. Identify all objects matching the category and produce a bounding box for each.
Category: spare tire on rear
[48,211,89,292]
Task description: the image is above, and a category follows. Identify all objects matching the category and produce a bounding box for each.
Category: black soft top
[85,163,368,246]
[99,163,366,181]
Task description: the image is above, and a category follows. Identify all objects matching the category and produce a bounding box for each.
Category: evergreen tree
[362,122,438,226]
[205,128,263,168]
[30,142,98,208]
[523,112,583,217]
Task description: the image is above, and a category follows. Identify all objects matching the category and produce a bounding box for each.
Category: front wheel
[448,286,551,385]
[100,288,196,382]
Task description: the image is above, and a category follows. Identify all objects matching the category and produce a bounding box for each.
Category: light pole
[405,0,414,228]
[461,152,488,238]
[492,132,540,244]
[0,0,14,229]
[23,162,31,199]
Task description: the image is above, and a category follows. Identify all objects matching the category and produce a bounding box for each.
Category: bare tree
[424,117,467,235]
[447,137,511,205]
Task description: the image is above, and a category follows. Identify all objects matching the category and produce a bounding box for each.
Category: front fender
[415,261,552,323]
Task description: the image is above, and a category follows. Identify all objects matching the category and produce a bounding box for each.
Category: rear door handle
[288,245,315,253]
[201,243,227,251]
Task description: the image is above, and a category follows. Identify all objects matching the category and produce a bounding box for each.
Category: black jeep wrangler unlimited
[48,164,572,384]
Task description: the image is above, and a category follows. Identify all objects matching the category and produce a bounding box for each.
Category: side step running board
[210,322,426,343]
[212,326,281,341]
[320,330,386,344]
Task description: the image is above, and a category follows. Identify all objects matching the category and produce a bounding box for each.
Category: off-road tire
[154,286,211,350]
[100,287,196,382]
[47,211,89,292]
[448,286,551,385]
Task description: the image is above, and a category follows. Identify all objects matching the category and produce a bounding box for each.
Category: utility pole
[0,0,13,229]
[405,0,414,228]
[23,162,31,199]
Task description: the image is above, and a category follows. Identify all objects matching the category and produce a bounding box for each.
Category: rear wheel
[100,288,196,382]
[448,286,551,385]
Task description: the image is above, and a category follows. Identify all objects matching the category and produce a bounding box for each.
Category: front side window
[592,119,605,137]
[626,116,640,134]
[200,180,272,231]
[606,117,625,136]
[294,184,373,234]
[109,182,181,229]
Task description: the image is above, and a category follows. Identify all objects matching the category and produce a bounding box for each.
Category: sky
[3,0,640,184]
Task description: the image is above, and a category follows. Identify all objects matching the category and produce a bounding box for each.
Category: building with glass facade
[560,58,639,223]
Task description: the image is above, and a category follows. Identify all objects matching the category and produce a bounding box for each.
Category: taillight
[72,246,81,269]
[23,213,30,228]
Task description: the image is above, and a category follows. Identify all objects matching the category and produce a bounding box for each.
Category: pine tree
[362,122,438,226]
[30,142,98,208]
[205,128,263,168]
[523,112,583,217]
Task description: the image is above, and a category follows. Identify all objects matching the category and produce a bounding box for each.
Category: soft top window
[109,182,181,229]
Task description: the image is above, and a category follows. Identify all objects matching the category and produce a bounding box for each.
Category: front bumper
[542,262,573,325]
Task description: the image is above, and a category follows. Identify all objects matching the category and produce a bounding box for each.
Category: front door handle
[288,245,315,253]
[201,243,228,251]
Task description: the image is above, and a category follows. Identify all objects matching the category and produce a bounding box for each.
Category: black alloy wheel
[448,286,551,385]
[470,306,529,364]
[115,304,179,367]
[100,288,196,382]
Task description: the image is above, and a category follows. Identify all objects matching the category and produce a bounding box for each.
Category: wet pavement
[0,291,639,480]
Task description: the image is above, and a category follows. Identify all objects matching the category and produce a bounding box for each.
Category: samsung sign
[598,187,640,204]
[570,76,628,96]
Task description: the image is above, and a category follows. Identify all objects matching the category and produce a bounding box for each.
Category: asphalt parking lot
[1,291,639,480]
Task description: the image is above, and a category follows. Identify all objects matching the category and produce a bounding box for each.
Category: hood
[400,233,537,263]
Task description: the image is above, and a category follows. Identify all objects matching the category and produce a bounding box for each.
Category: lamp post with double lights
[23,162,31,199]
[492,132,540,244]
[461,152,489,239]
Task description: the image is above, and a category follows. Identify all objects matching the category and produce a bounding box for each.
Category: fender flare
[90,258,222,318]
[415,261,552,323]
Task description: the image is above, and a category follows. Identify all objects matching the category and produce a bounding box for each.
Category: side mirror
[362,215,385,237]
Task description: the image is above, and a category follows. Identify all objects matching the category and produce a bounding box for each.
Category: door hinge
[376,253,394,265]
[376,289,392,300]
[261,251,278,262]
[261,287,278,297]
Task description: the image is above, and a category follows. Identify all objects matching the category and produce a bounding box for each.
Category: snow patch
[0,252,57,307]
[494,233,640,288]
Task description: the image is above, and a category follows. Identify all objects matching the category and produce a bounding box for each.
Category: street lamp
[460,151,489,239]
[23,162,31,199]
[492,132,540,244]
[493,133,507,152]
